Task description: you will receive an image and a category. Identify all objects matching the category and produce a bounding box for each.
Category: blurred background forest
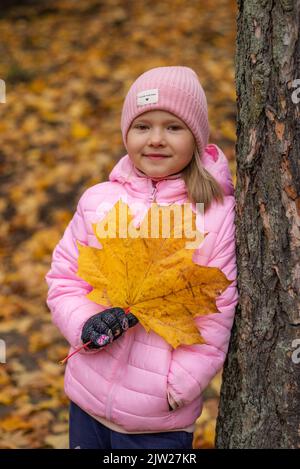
[0,0,237,448]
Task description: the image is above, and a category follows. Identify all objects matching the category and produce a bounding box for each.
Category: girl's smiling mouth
[143,154,171,159]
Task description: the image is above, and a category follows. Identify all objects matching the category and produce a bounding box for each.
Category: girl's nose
[148,128,166,146]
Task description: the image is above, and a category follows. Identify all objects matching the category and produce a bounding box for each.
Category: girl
[45,66,239,450]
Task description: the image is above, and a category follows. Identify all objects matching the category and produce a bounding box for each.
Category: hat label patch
[137,88,159,106]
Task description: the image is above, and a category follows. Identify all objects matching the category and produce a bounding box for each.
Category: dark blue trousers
[69,401,194,449]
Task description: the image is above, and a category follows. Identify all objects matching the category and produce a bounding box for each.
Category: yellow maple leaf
[76,199,232,348]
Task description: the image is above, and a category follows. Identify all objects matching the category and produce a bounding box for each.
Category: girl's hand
[81,307,138,349]
[167,390,184,411]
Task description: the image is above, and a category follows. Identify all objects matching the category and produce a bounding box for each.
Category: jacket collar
[108,144,234,204]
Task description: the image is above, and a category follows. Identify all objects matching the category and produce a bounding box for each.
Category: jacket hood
[109,143,234,203]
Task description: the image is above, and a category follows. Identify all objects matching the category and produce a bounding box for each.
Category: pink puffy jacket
[45,143,239,433]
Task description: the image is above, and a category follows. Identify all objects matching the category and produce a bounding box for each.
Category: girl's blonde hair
[181,147,224,213]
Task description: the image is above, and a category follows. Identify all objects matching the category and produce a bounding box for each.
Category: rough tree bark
[215,0,300,448]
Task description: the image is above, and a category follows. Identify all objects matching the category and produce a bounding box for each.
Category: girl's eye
[169,126,181,131]
[134,125,148,130]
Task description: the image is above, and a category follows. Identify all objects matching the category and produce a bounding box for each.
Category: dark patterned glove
[81,307,139,350]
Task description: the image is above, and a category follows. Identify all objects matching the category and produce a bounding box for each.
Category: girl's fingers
[106,328,114,343]
[127,312,139,328]
[94,319,111,336]
[96,333,111,347]
[113,311,128,332]
[121,316,129,331]
[90,330,111,348]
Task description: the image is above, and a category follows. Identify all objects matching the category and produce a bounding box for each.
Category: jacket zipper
[106,181,158,419]
[149,182,158,203]
[105,329,135,421]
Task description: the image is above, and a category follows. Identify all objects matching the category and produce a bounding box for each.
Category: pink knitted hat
[121,66,210,159]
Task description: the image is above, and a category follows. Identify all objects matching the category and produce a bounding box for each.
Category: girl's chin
[142,168,168,177]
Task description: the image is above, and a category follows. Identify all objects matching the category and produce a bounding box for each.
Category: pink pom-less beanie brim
[120,66,210,158]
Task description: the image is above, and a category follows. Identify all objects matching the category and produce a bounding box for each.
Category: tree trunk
[216,0,300,448]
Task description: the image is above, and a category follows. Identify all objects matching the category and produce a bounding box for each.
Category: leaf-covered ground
[0,0,237,449]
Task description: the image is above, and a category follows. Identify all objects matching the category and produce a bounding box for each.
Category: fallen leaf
[44,433,69,449]
[0,415,32,432]
[0,429,31,449]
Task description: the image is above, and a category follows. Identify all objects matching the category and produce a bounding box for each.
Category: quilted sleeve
[167,199,239,406]
[45,191,106,354]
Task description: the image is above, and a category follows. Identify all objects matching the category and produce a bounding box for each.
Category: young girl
[45,66,239,450]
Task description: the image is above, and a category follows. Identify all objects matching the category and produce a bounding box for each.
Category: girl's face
[126,110,196,178]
